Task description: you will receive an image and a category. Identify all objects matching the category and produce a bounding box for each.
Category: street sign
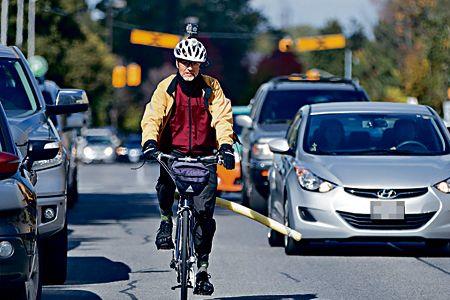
[296,34,346,52]
[130,29,181,49]
[28,55,48,77]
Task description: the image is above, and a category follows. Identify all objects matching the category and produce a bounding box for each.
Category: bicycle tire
[180,209,190,300]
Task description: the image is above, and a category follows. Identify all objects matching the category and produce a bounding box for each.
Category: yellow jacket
[141,74,234,147]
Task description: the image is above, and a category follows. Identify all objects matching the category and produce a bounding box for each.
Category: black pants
[156,160,217,261]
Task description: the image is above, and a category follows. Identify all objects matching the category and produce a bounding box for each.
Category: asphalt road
[42,163,450,300]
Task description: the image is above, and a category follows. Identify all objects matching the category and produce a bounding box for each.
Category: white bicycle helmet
[174,38,207,63]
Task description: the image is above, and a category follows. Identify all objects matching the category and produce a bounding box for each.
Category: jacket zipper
[188,96,192,153]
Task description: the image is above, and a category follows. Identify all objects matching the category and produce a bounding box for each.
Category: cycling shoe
[193,271,214,295]
[155,220,174,250]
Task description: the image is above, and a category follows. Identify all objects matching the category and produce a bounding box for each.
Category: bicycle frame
[172,194,196,285]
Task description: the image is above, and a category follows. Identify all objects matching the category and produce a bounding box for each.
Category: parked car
[79,129,118,164]
[238,74,370,214]
[0,103,60,299]
[268,102,450,254]
[0,45,89,284]
[116,134,143,163]
[37,79,87,207]
[217,105,251,194]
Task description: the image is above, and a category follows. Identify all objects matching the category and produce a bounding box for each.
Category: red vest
[161,81,216,155]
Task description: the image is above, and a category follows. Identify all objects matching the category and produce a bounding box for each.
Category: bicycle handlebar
[156,152,223,165]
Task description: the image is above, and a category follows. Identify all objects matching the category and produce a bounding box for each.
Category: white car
[268,102,450,254]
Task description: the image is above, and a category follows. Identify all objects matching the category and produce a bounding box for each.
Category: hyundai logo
[377,189,397,199]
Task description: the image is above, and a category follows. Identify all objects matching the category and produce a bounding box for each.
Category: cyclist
[141,36,235,295]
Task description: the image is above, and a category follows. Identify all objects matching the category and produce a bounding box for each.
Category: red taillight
[0,152,20,177]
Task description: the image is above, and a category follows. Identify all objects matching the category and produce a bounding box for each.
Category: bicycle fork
[170,196,196,287]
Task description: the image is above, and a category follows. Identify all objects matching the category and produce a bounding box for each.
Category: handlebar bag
[172,161,210,196]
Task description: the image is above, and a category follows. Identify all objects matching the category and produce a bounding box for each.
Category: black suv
[237,74,370,214]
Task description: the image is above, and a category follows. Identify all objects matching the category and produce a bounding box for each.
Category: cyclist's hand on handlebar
[219,143,235,170]
[142,139,158,160]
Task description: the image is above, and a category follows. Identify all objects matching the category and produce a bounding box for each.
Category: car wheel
[67,169,79,208]
[268,229,284,247]
[241,178,250,206]
[41,222,68,285]
[284,199,308,255]
[2,241,42,300]
[249,186,267,215]
[425,239,449,250]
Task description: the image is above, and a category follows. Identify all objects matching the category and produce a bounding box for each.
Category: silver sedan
[268,102,450,254]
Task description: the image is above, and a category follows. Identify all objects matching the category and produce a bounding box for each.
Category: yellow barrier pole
[216,197,302,241]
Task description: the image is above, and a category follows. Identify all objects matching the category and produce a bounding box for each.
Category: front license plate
[370,201,405,220]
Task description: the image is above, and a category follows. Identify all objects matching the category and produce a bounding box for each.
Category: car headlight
[33,144,64,171]
[251,138,274,160]
[104,147,113,156]
[83,146,95,159]
[295,167,335,193]
[435,178,450,193]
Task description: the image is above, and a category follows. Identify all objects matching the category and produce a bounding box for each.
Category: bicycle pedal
[171,284,193,290]
[169,259,176,269]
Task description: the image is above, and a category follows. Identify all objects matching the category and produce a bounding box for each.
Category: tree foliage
[33,0,116,125]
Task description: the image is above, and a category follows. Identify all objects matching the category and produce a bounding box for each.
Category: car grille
[344,187,428,199]
[336,211,436,230]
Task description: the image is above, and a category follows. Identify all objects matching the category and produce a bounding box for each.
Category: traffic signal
[278,37,293,52]
[127,63,141,87]
[112,65,126,88]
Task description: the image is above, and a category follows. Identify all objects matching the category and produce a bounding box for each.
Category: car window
[258,89,366,125]
[0,59,38,118]
[287,112,302,150]
[86,135,113,145]
[303,113,449,156]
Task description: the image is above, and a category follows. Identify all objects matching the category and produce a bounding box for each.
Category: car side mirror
[268,138,294,156]
[46,89,89,116]
[26,140,60,163]
[236,115,253,129]
[0,152,20,179]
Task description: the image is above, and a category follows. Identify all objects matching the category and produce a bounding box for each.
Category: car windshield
[259,89,366,124]
[0,59,39,118]
[303,113,449,156]
[86,136,113,145]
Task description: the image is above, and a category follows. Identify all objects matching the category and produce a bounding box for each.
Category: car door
[270,111,303,221]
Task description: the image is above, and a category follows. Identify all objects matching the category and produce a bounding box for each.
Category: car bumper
[288,183,450,240]
[0,236,32,283]
[35,165,67,237]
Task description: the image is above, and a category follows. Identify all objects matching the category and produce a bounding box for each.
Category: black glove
[219,144,235,170]
[142,139,158,160]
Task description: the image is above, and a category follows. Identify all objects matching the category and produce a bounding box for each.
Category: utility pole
[1,0,8,45]
[344,48,352,79]
[27,0,36,57]
[107,1,113,51]
[16,0,24,47]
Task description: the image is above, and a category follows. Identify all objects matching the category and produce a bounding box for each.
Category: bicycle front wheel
[180,209,190,300]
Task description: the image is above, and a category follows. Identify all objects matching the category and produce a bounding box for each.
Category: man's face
[177,59,200,81]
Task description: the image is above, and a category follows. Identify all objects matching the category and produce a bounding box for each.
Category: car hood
[301,155,450,188]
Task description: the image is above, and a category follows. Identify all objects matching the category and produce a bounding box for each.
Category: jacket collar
[166,74,213,102]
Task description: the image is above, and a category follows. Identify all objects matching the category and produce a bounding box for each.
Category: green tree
[33,0,116,125]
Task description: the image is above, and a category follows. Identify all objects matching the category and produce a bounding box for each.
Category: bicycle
[155,152,222,300]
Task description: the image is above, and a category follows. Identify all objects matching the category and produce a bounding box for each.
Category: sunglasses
[178,59,200,67]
